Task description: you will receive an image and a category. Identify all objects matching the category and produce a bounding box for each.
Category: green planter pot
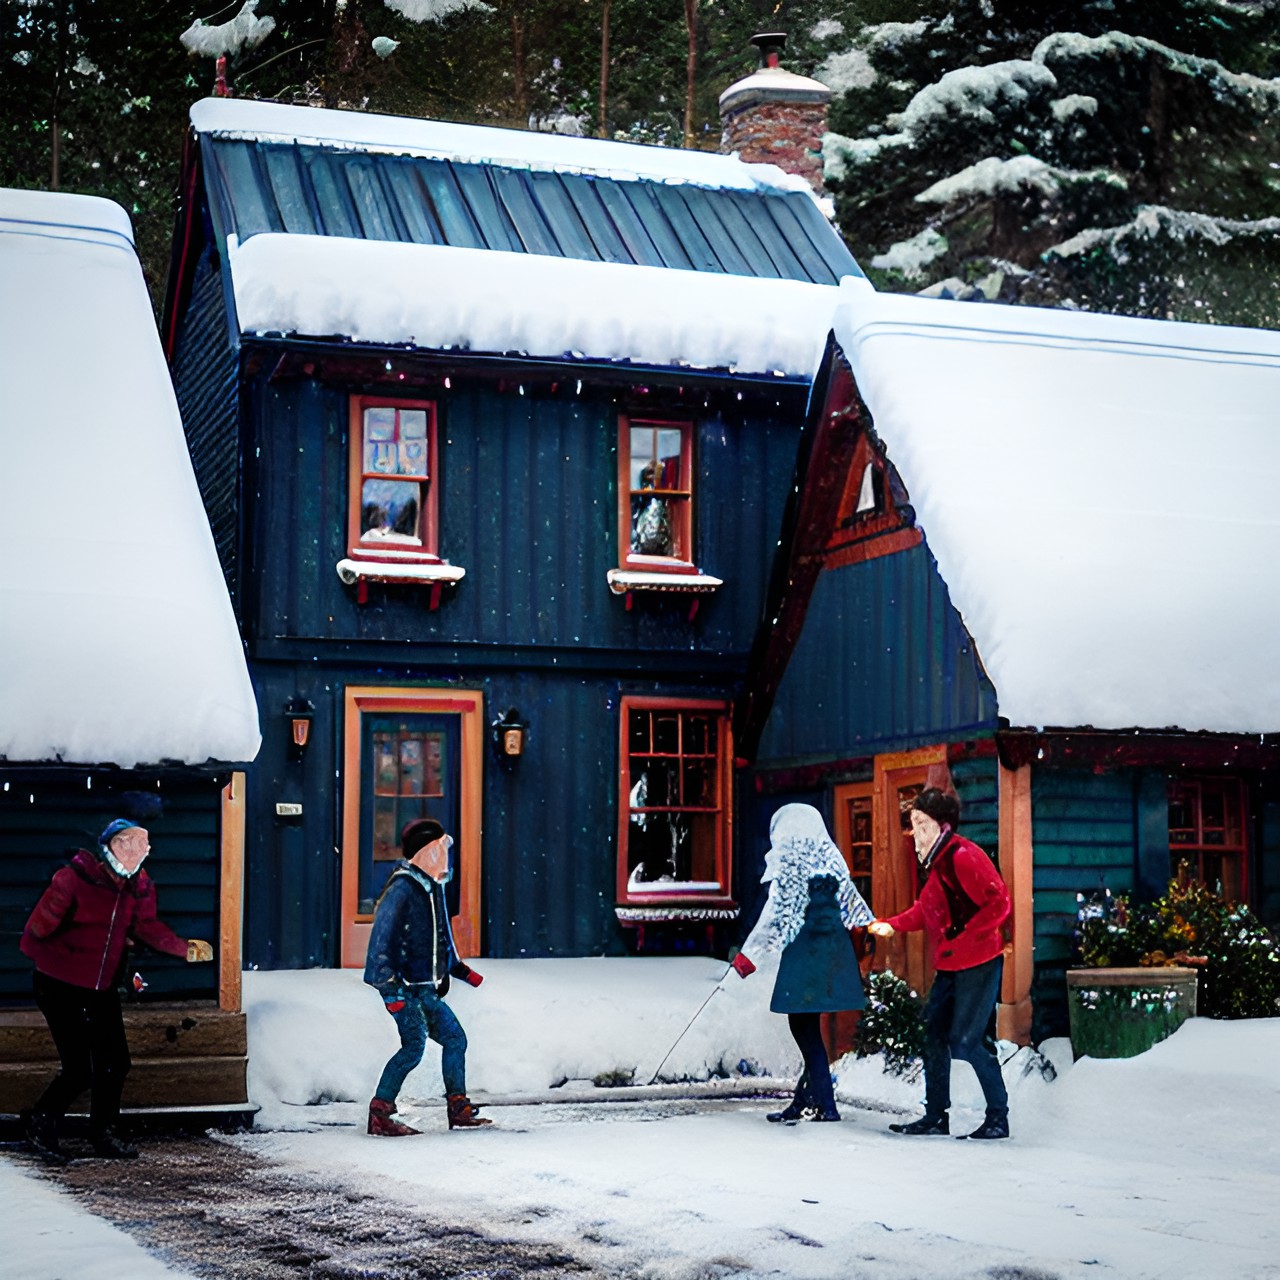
[1065,966,1199,1060]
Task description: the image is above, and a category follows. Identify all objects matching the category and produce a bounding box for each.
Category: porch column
[997,761,1034,1044]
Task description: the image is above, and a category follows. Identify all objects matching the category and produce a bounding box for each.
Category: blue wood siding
[242,664,743,966]
[756,542,998,765]
[204,139,862,285]
[244,379,799,661]
[0,772,224,1004]
[171,246,242,603]
[1257,798,1280,928]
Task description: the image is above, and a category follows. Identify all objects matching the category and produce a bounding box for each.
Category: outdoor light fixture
[284,695,315,760]
[492,707,528,760]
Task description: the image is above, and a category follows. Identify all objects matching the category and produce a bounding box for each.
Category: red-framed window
[617,416,695,572]
[347,397,439,563]
[824,432,921,569]
[617,697,733,905]
[1168,777,1248,901]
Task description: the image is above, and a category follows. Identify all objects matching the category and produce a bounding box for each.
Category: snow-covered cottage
[752,281,1280,1039]
[160,98,862,972]
[0,188,262,1114]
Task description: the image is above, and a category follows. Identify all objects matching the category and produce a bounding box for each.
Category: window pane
[684,715,711,756]
[361,478,421,543]
[653,713,679,755]
[628,710,651,754]
[373,733,398,795]
[364,407,397,474]
[631,758,677,807]
[630,426,656,488]
[372,798,399,862]
[655,428,683,489]
[399,736,424,795]
[625,811,719,888]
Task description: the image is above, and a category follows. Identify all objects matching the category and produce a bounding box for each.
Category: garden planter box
[1065,967,1198,1060]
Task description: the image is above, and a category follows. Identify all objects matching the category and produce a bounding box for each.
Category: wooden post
[219,772,246,1013]
[997,761,1034,1044]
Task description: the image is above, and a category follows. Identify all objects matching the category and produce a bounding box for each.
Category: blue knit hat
[99,818,139,850]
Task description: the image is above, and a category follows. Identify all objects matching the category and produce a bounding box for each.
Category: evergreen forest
[2,1,1277,325]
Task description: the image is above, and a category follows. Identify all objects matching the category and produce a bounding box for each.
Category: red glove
[458,966,484,987]
[731,952,756,978]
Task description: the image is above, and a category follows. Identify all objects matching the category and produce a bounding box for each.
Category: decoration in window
[1168,778,1246,902]
[620,417,693,569]
[618,698,732,906]
[347,398,439,563]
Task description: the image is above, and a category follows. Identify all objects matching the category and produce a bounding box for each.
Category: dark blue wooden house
[748,284,1280,1040]
[161,98,862,972]
[0,187,261,1115]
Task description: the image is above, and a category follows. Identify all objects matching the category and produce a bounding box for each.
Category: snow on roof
[230,233,837,377]
[0,188,261,767]
[189,97,804,194]
[833,280,1280,734]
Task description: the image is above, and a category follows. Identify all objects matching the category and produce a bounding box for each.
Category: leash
[645,965,732,1086]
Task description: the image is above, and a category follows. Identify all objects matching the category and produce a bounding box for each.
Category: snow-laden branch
[180,1,275,60]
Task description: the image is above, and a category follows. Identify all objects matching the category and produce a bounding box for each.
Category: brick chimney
[719,32,831,195]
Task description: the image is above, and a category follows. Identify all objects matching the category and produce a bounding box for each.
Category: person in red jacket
[20,819,214,1162]
[869,788,1012,1140]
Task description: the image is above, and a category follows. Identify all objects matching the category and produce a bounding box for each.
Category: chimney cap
[719,31,830,116]
[751,32,788,52]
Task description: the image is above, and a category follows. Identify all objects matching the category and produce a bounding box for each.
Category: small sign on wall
[275,802,303,817]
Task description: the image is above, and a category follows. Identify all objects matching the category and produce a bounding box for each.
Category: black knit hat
[912,788,960,830]
[400,817,445,858]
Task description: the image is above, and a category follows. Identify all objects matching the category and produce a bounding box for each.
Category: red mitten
[460,966,484,987]
[384,998,406,1013]
[731,952,756,978]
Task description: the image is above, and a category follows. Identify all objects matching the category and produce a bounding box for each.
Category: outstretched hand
[868,921,895,939]
[186,939,213,963]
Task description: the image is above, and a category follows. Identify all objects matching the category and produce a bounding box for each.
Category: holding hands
[868,921,895,939]
[186,939,213,962]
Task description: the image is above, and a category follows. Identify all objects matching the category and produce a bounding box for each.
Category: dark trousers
[32,970,132,1132]
[787,1012,836,1114]
[922,956,1008,1118]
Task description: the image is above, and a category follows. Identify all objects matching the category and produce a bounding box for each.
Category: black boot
[889,1111,949,1135]
[959,1110,1009,1141]
[90,1127,139,1159]
[767,1072,815,1123]
[26,1111,68,1164]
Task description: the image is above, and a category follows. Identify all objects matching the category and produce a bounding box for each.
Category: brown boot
[368,1097,421,1137]
[446,1093,492,1129]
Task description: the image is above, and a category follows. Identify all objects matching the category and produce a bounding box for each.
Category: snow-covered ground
[6,958,1280,1278]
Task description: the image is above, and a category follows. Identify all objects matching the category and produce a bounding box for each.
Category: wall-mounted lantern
[492,707,528,760]
[284,695,315,761]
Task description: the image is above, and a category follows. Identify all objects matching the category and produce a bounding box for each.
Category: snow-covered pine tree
[820,0,1280,326]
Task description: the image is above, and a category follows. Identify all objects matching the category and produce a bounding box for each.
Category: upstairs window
[617,697,733,905]
[1169,777,1247,902]
[618,417,694,571]
[348,398,439,563]
[824,431,921,569]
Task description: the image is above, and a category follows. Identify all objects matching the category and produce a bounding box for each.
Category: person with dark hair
[731,803,873,1124]
[20,820,215,1162]
[869,787,1012,1140]
[363,817,490,1135]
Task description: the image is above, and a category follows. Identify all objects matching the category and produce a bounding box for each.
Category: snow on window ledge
[336,559,466,586]
[615,904,740,922]
[607,569,722,595]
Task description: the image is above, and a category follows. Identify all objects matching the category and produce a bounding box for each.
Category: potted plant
[1069,868,1280,1059]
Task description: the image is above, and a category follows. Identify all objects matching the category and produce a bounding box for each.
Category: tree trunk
[598,0,611,138]
[511,9,527,123]
[683,0,697,148]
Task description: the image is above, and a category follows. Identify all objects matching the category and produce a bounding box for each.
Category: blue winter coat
[770,875,866,1015]
[363,862,470,998]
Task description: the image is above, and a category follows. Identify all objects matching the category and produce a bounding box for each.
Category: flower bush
[1076,871,1280,1019]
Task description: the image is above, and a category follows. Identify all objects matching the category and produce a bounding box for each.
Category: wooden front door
[341,688,483,967]
[835,746,949,998]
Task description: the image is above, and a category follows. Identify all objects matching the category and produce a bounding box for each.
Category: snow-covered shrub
[853,969,925,1075]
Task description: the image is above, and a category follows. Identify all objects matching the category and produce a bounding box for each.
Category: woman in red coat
[869,788,1012,1140]
[20,819,213,1161]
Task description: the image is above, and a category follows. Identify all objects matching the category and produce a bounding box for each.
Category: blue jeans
[376,989,468,1102]
[922,956,1007,1118]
